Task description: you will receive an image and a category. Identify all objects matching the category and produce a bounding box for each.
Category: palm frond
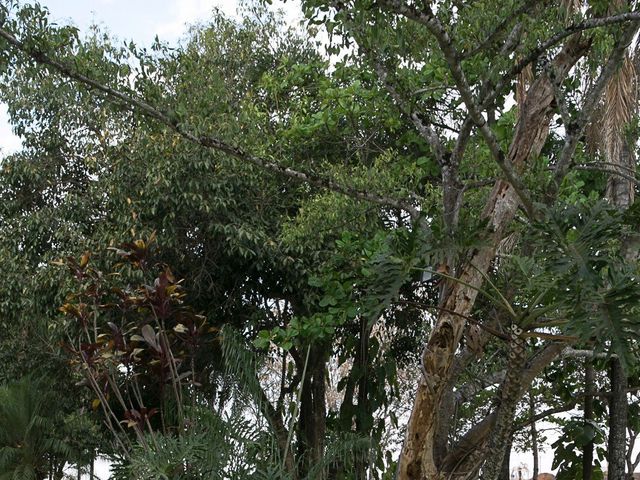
[603,55,636,159]
[0,378,75,480]
[603,54,637,206]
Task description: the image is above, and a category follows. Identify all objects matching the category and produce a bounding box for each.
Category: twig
[511,402,577,432]
[511,11,640,83]
[373,60,445,165]
[461,0,542,59]
[395,299,511,341]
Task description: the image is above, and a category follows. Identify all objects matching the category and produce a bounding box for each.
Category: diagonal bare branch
[574,163,640,185]
[0,23,423,221]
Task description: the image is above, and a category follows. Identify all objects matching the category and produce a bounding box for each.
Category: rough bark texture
[583,361,594,480]
[608,357,628,480]
[498,437,512,480]
[396,36,589,480]
[529,391,539,480]
[478,329,528,480]
[298,347,327,479]
[452,343,565,478]
[605,132,635,210]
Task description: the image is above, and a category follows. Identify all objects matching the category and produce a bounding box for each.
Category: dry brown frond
[584,104,603,156]
[603,54,637,207]
[603,55,637,163]
[496,232,521,266]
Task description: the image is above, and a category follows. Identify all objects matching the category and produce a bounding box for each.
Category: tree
[1,1,640,480]
[0,377,75,480]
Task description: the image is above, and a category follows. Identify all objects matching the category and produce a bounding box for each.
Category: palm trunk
[497,437,511,480]
[583,361,594,480]
[608,357,627,480]
[529,391,539,480]
[606,84,638,480]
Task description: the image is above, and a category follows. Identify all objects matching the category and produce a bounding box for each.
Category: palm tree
[0,377,73,480]
[601,52,637,480]
[593,4,638,475]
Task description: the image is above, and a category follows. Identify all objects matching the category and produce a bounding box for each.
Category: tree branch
[511,402,577,432]
[378,0,537,218]
[476,12,640,136]
[454,371,506,404]
[561,347,615,359]
[461,0,542,59]
[372,60,445,164]
[511,11,640,83]
[395,299,511,341]
[574,163,640,186]
[0,24,422,221]
[443,341,566,473]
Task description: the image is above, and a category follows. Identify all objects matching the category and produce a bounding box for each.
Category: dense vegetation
[1,0,640,479]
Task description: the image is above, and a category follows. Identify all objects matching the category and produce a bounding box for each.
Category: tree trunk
[497,437,511,480]
[298,346,327,479]
[354,318,372,480]
[604,85,636,480]
[529,391,539,480]
[396,35,589,480]
[479,332,528,480]
[583,360,594,480]
[608,357,628,480]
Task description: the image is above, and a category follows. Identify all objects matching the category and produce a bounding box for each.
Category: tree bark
[604,90,636,480]
[608,357,628,480]
[396,35,589,480]
[529,391,539,480]
[479,331,528,480]
[583,360,594,480]
[498,437,512,480]
[297,346,327,479]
